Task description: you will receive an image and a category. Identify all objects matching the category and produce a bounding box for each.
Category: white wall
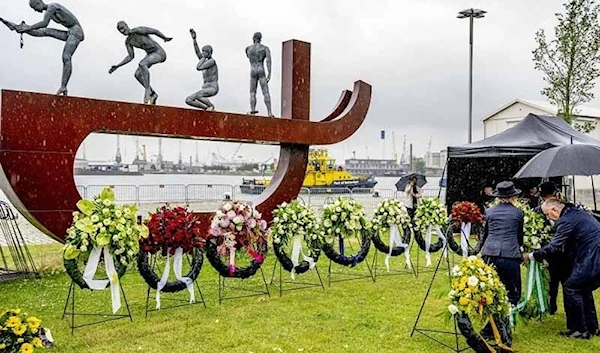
[483,102,550,138]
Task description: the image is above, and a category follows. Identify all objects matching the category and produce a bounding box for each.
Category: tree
[413,157,426,174]
[533,0,600,132]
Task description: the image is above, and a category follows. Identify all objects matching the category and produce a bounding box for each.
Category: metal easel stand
[0,202,39,281]
[218,267,270,304]
[268,260,325,297]
[144,254,207,317]
[410,242,468,352]
[61,281,133,335]
[413,234,454,278]
[370,244,417,282]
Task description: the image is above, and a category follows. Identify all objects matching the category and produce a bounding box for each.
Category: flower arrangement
[414,198,448,234]
[0,309,49,353]
[320,197,371,242]
[371,199,412,233]
[451,202,484,226]
[206,201,270,278]
[272,200,323,257]
[522,209,553,252]
[371,199,412,270]
[63,187,148,266]
[209,201,269,254]
[448,256,510,323]
[141,205,205,255]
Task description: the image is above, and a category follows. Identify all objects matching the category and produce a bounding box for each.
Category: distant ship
[240,149,377,194]
[344,157,409,177]
[73,158,143,176]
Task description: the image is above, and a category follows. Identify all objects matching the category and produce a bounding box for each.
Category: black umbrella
[395,173,427,191]
[513,144,600,178]
[513,144,600,209]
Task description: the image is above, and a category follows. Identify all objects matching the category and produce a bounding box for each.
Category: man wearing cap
[480,181,524,305]
[525,198,600,339]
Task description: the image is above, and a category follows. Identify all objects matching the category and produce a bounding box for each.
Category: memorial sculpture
[109,21,172,105]
[246,32,274,117]
[0,0,84,96]
[0,39,371,243]
[185,29,219,111]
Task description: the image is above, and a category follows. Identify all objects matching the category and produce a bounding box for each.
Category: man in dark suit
[526,198,600,339]
[481,181,524,305]
[534,182,566,315]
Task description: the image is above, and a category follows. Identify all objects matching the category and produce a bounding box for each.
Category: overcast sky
[0,0,593,165]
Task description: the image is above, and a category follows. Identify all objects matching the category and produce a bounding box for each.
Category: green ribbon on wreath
[510,259,549,327]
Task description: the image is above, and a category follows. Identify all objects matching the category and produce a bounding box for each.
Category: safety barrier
[77,184,445,215]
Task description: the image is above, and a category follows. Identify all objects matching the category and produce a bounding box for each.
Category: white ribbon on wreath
[83,246,121,314]
[290,234,316,281]
[425,224,447,267]
[460,222,472,258]
[384,224,411,272]
[155,247,195,310]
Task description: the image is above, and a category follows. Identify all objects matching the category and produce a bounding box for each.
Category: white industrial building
[482,99,600,139]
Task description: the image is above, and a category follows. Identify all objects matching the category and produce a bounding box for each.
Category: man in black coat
[481,181,524,305]
[533,182,567,315]
[526,199,600,339]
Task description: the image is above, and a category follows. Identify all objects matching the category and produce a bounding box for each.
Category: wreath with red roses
[138,206,205,293]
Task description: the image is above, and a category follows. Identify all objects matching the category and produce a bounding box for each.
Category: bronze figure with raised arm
[0,0,84,96]
[109,21,172,105]
[185,28,218,111]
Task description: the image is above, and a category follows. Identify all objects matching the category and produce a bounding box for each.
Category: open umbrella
[513,144,600,209]
[395,173,427,191]
[513,144,600,178]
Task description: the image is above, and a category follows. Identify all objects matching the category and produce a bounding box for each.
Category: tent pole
[573,176,577,204]
[592,176,597,211]
[438,158,448,200]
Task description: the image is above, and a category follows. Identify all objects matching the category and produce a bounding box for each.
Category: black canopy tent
[445,113,600,208]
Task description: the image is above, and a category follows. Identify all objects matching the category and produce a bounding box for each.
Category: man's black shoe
[568,331,591,339]
[559,330,574,337]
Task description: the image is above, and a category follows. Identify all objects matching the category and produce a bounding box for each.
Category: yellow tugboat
[240,149,377,194]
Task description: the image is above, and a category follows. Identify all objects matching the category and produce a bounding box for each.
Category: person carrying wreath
[480,181,524,306]
[404,175,421,219]
[525,198,600,339]
[534,182,569,316]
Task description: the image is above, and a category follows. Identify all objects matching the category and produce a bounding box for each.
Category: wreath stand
[410,242,469,352]
[61,280,133,335]
[0,202,39,281]
[268,260,325,297]
[412,228,454,278]
[327,234,374,287]
[144,253,207,317]
[370,245,416,282]
[218,268,271,304]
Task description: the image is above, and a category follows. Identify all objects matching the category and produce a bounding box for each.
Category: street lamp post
[458,8,486,144]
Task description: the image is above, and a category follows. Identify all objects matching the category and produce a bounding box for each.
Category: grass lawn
[1,244,600,353]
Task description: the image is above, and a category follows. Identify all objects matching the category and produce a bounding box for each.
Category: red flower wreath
[451,201,484,226]
[140,205,206,255]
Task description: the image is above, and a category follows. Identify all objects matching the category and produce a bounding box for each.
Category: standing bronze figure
[246,32,274,117]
